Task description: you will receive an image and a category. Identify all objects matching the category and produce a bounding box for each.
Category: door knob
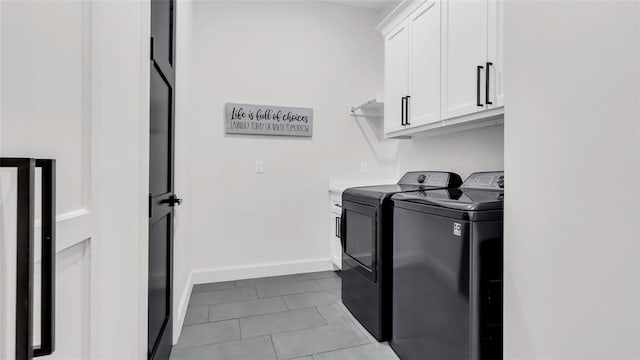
[166,195,182,206]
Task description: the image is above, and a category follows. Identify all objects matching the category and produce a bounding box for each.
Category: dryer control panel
[398,171,462,187]
[461,172,504,190]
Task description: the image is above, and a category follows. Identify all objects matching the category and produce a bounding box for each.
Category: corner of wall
[192,258,333,285]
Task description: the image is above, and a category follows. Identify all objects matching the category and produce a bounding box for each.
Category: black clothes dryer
[390,171,504,360]
[340,171,462,341]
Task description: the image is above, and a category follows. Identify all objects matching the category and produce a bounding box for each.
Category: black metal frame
[404,96,410,126]
[1,158,56,360]
[400,96,406,126]
[485,62,493,105]
[477,65,484,107]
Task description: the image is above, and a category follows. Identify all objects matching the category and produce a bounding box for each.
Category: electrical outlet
[255,161,264,173]
[360,162,368,173]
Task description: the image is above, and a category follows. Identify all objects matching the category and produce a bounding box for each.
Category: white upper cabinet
[487,0,504,108]
[408,0,441,127]
[441,0,488,119]
[384,21,410,134]
[378,0,504,138]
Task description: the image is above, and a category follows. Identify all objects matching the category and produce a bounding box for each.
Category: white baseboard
[191,258,333,285]
[173,271,193,345]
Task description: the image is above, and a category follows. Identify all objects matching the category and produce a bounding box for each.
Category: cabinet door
[330,212,342,269]
[441,0,488,119]
[487,0,504,108]
[1,2,93,359]
[408,0,441,127]
[384,21,409,134]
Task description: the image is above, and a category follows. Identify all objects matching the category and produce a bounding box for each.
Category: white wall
[394,125,504,179]
[186,1,394,282]
[504,1,640,358]
[181,0,504,286]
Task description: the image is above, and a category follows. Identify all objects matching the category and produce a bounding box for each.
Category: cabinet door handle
[400,97,406,125]
[404,96,411,126]
[477,65,484,107]
[485,62,493,105]
[336,217,341,238]
[340,210,346,250]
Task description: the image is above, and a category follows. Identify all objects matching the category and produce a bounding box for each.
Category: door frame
[88,0,151,358]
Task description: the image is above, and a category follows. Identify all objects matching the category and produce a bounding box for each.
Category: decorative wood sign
[225,103,313,137]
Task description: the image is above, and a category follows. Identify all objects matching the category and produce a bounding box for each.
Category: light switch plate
[255,161,264,173]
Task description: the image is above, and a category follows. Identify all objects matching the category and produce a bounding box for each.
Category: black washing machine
[390,171,504,360]
[340,171,462,341]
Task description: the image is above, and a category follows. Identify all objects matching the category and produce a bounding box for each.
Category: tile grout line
[268,334,280,360]
[255,281,324,299]
[306,342,392,360]
[172,335,274,353]
[188,288,261,307]
[241,320,330,341]
[348,317,376,344]
[314,306,330,325]
[211,307,291,323]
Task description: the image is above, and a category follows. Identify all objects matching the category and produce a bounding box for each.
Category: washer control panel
[462,172,504,190]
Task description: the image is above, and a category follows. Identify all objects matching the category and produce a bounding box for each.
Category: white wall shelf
[350,94,384,117]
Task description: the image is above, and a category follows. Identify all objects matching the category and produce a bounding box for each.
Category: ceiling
[325,0,399,11]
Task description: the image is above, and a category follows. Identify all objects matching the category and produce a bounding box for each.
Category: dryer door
[341,200,377,282]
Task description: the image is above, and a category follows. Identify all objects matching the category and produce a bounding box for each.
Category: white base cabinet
[329,192,342,270]
[378,0,504,138]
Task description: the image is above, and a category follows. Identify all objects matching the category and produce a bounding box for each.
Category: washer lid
[391,171,505,211]
[392,188,504,212]
[342,184,443,202]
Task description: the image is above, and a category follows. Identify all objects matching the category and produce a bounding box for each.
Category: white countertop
[329,177,396,194]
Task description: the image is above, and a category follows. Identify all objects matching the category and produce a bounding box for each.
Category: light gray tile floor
[171,271,399,360]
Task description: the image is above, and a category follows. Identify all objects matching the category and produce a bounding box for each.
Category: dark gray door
[149,0,179,359]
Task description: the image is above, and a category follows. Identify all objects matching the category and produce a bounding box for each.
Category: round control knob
[417,174,426,183]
